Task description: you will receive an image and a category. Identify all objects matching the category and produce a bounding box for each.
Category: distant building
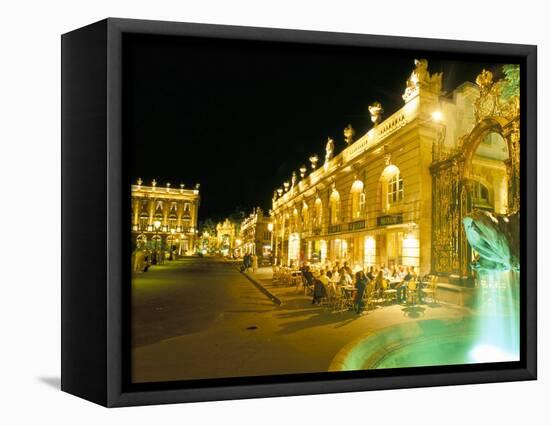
[237,207,272,261]
[131,179,200,255]
[216,218,237,256]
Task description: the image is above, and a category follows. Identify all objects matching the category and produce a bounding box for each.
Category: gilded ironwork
[474,66,520,122]
[431,158,462,274]
[506,121,521,214]
[432,64,520,277]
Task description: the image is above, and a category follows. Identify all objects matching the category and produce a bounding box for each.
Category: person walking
[353,271,369,314]
[241,253,249,272]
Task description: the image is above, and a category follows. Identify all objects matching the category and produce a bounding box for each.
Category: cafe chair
[406,279,419,305]
[421,275,439,304]
[382,279,397,304]
[338,287,354,312]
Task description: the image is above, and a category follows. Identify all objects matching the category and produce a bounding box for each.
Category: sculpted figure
[343,124,355,145]
[402,59,442,102]
[368,102,384,126]
[462,210,519,272]
[325,137,335,163]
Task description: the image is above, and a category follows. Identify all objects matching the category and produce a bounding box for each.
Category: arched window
[350,180,365,219]
[380,164,403,212]
[292,208,299,232]
[139,213,149,231]
[136,234,147,249]
[472,180,491,209]
[314,197,323,228]
[387,172,403,204]
[302,202,309,232]
[329,190,341,225]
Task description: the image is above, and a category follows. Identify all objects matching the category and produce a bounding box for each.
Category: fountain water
[329,209,520,371]
[462,210,520,363]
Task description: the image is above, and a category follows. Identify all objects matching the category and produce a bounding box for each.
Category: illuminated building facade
[237,207,272,260]
[131,179,200,255]
[271,60,520,282]
[216,218,237,256]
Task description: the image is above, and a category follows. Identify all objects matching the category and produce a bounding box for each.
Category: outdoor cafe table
[342,285,357,295]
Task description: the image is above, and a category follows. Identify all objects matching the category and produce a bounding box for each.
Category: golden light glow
[431,110,443,122]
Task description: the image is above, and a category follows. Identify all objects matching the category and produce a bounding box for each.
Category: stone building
[216,218,237,256]
[270,60,520,283]
[238,207,272,261]
[131,179,200,255]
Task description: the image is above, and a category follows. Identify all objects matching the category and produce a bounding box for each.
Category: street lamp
[267,222,274,264]
[153,220,161,251]
[169,228,176,260]
[431,110,443,122]
[153,220,162,264]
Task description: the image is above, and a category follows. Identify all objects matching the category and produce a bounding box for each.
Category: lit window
[472,181,491,207]
[387,173,404,205]
[302,203,309,232]
[350,180,365,219]
[139,215,148,231]
[292,208,299,232]
[314,198,323,227]
[329,190,341,224]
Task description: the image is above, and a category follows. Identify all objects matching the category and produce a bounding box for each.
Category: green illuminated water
[335,211,520,371]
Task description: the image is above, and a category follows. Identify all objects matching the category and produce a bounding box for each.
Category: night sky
[124,33,508,222]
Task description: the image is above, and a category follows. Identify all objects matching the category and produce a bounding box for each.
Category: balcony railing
[348,220,366,231]
[328,224,342,234]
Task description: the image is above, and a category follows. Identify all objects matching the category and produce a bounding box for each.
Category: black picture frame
[61,17,537,407]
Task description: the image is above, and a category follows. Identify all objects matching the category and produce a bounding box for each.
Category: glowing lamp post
[153,220,162,251]
[267,222,274,263]
[431,110,443,122]
[169,228,176,260]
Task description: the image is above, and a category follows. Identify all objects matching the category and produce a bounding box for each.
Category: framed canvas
[61,18,537,407]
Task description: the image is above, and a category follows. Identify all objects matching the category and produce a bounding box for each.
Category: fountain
[329,209,520,371]
[462,210,520,363]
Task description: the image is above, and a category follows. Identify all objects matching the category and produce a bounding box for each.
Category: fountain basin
[329,317,518,371]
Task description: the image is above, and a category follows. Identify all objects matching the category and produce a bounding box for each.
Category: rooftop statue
[368,102,384,126]
[325,137,335,163]
[462,210,519,272]
[402,59,442,102]
[343,124,355,145]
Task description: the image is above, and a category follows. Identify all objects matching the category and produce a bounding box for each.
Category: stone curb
[241,272,282,306]
[226,260,282,306]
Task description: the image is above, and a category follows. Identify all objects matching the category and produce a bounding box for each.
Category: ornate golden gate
[430,66,520,279]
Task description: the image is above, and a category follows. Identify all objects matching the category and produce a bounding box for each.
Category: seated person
[343,261,353,276]
[331,268,340,284]
[396,267,415,303]
[312,270,328,305]
[338,267,353,287]
[366,266,375,281]
[373,270,384,297]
